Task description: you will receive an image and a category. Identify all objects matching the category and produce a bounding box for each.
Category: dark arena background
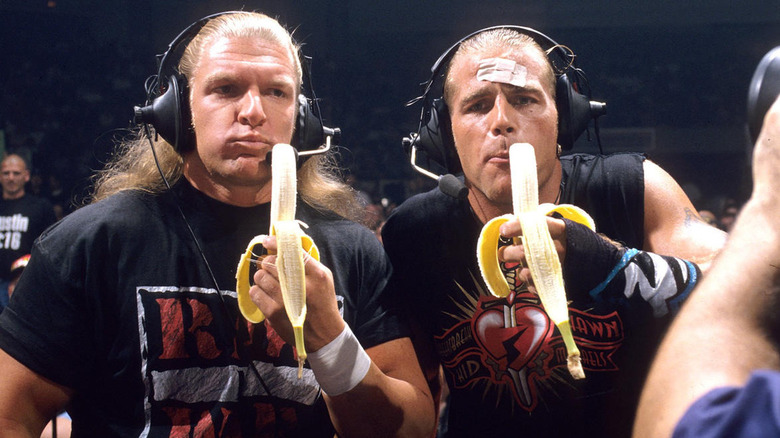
[1,0,778,215]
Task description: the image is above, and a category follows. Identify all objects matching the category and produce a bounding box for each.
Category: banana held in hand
[476,143,594,380]
[235,143,319,378]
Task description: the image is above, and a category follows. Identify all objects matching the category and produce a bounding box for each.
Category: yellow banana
[476,143,594,380]
[235,143,320,378]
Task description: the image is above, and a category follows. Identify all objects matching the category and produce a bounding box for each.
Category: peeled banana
[476,143,595,379]
[235,143,320,378]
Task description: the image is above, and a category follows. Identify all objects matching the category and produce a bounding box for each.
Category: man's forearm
[321,339,436,438]
[325,366,435,437]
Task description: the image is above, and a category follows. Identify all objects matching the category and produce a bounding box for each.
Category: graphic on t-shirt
[135,286,325,436]
[0,213,29,250]
[434,262,625,412]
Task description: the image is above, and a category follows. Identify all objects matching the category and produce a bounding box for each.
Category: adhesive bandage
[477,57,527,87]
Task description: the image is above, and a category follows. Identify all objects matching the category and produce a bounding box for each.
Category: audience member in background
[6,254,29,297]
[697,209,718,227]
[718,200,740,231]
[45,173,72,220]
[633,95,780,438]
[0,154,56,313]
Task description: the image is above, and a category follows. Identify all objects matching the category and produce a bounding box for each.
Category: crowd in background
[0,10,761,239]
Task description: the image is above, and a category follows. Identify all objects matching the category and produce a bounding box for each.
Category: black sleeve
[0,229,94,389]
[310,220,409,350]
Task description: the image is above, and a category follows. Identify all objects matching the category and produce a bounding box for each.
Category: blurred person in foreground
[634,94,780,436]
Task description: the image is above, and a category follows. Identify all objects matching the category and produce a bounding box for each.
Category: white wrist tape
[307,324,372,396]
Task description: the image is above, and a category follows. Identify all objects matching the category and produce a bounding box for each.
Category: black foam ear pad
[556,74,591,150]
[292,94,325,151]
[135,74,195,152]
[415,98,461,174]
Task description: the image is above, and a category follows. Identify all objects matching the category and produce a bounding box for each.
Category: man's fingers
[498,242,525,263]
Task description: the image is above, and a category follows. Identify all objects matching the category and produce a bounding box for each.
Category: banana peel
[234,143,319,378]
[476,143,595,379]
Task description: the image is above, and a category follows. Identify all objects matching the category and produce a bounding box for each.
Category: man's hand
[497,216,567,287]
[249,235,345,352]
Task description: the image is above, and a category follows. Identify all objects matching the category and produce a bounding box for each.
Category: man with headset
[0,11,434,437]
[382,27,726,436]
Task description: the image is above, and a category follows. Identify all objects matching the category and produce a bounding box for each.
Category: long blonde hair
[91,12,363,222]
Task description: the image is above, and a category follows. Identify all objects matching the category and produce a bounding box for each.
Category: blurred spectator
[718,201,740,232]
[6,253,29,297]
[698,209,718,227]
[364,202,387,242]
[0,154,57,312]
[29,170,45,197]
[45,173,72,220]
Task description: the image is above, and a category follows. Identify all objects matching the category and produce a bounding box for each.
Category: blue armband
[563,219,700,316]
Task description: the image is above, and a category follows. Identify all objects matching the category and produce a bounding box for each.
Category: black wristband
[562,218,625,298]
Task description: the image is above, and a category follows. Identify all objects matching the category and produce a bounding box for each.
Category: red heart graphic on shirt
[473,302,553,371]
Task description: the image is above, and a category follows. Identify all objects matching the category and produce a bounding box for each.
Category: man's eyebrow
[458,83,539,107]
[458,88,494,107]
[201,72,237,87]
[200,72,296,90]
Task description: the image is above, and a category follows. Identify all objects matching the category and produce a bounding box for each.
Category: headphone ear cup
[556,74,598,151]
[416,98,462,174]
[292,94,325,151]
[136,74,194,152]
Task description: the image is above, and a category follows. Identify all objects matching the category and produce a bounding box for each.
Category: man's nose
[490,95,516,136]
[238,90,267,127]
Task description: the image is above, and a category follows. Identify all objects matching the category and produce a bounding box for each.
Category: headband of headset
[404,25,606,177]
[134,11,335,153]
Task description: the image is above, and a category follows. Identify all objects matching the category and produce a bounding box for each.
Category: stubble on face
[184,36,299,206]
[446,46,559,219]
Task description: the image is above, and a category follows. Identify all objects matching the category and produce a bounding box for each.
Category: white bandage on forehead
[476,57,527,87]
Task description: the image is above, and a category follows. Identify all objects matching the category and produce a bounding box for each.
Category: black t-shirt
[382,153,663,438]
[0,181,405,437]
[0,193,56,280]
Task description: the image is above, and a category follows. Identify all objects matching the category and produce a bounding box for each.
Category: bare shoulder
[642,160,727,268]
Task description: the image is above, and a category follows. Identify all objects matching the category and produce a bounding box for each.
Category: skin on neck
[466,161,563,224]
[182,153,274,207]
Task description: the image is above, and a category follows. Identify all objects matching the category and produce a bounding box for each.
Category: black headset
[134,11,339,154]
[403,25,607,199]
[748,45,780,144]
